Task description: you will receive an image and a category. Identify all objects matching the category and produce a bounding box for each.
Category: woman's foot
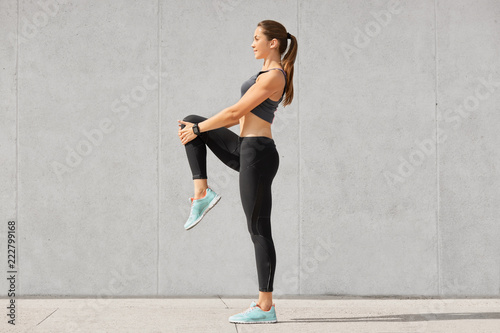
[184,187,221,230]
[228,301,277,324]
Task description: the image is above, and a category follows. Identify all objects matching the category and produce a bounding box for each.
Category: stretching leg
[180,114,240,197]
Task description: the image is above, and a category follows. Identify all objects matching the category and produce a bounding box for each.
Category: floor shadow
[277,312,500,324]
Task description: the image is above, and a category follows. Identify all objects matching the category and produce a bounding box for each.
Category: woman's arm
[178,71,282,145]
[224,118,240,128]
[198,71,282,132]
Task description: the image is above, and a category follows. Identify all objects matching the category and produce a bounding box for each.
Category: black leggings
[181,114,279,292]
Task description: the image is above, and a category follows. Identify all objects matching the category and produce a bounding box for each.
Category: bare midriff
[239,112,273,138]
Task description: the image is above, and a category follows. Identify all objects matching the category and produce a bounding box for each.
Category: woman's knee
[183,114,206,123]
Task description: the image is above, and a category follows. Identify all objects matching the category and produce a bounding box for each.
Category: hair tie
[287,32,291,39]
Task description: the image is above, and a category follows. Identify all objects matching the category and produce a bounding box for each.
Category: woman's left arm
[178,72,281,145]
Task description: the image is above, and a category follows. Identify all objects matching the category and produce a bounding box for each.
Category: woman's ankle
[193,179,208,199]
[193,187,207,199]
[257,302,272,311]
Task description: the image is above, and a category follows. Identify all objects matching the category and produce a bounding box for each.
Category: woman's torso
[239,67,285,138]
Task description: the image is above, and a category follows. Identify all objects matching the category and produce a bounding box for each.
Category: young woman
[177,19,297,324]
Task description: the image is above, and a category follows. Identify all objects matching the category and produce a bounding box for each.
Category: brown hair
[257,20,297,107]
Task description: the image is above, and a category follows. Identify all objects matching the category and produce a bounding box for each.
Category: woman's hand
[177,120,198,145]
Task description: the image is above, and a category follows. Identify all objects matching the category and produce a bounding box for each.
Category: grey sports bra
[240,68,287,124]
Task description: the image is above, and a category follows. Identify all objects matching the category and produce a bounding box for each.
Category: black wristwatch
[192,123,201,136]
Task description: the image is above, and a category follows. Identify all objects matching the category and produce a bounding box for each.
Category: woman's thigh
[238,138,279,229]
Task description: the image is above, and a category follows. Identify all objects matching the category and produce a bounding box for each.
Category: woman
[177,19,297,324]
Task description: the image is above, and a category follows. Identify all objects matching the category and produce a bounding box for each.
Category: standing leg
[239,137,279,310]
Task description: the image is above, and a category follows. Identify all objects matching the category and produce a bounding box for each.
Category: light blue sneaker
[228,301,277,324]
[184,187,221,230]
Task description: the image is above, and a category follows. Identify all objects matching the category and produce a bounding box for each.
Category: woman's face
[251,27,275,59]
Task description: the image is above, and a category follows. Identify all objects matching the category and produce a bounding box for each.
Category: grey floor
[1,296,500,332]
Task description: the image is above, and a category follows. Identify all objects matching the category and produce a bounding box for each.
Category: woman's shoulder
[257,67,285,77]
[256,67,286,84]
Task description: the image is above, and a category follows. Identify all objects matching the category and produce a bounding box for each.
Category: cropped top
[240,68,287,123]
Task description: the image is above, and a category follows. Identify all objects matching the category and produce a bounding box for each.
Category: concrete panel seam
[157,0,161,296]
[434,0,442,296]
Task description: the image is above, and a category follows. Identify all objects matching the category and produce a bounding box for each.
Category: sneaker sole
[229,319,277,324]
[185,194,221,230]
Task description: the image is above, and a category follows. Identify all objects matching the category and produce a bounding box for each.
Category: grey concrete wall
[0,0,498,297]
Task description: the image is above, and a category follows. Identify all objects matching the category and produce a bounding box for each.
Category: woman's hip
[239,137,279,173]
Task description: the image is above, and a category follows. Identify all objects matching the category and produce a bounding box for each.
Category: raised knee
[183,114,202,123]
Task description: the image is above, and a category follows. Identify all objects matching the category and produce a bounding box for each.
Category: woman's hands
[177,120,198,145]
